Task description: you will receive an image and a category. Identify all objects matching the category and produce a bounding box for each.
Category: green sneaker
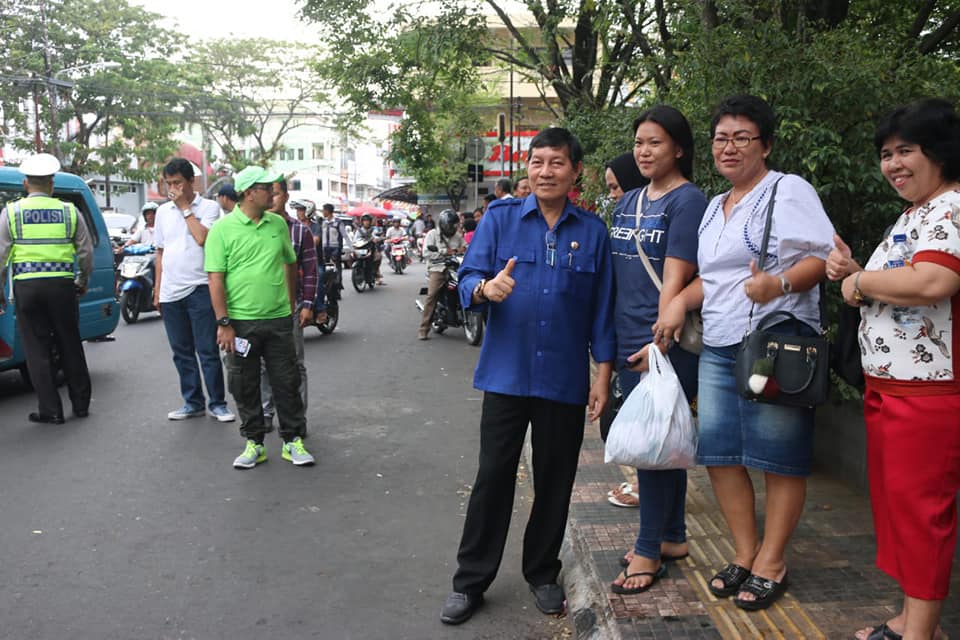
[281,437,315,466]
[233,440,266,469]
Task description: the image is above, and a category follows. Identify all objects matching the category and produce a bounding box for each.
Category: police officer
[0,153,94,423]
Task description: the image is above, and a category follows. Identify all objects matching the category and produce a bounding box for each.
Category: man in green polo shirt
[205,165,314,469]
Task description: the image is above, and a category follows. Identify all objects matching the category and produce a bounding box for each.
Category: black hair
[322,203,334,212]
[163,157,195,180]
[483,193,496,203]
[25,175,54,189]
[709,95,776,148]
[528,127,584,166]
[633,105,696,180]
[463,218,477,232]
[495,177,513,193]
[276,180,289,194]
[874,98,960,181]
[605,152,648,192]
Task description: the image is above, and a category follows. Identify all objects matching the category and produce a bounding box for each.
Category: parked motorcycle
[117,244,157,324]
[351,236,377,292]
[414,256,484,346]
[313,261,340,334]
[387,237,410,274]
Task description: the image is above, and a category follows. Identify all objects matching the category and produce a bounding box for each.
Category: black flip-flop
[733,572,789,611]
[620,552,688,568]
[610,564,667,595]
[862,623,902,640]
[708,563,751,598]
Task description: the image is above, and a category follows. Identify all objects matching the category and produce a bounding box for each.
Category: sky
[132,0,318,40]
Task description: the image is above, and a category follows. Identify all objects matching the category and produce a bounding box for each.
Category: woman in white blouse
[655,95,834,611]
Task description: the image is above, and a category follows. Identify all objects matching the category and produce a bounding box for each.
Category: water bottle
[887,234,910,269]
[887,234,920,330]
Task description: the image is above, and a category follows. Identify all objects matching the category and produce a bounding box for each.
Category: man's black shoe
[530,583,565,615]
[73,409,89,418]
[440,591,483,625]
[29,413,65,425]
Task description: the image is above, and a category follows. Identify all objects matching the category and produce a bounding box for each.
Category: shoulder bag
[634,188,703,354]
[733,178,830,408]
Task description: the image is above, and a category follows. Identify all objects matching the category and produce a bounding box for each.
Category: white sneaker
[207,406,236,422]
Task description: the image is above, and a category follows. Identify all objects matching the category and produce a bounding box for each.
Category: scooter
[117,244,157,324]
[387,237,410,274]
[351,236,378,292]
[414,255,484,346]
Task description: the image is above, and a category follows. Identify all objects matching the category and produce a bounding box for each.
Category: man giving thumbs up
[441,128,616,625]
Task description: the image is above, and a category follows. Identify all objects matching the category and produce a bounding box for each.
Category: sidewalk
[560,420,960,639]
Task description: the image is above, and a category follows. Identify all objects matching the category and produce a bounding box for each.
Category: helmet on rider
[438,209,459,238]
[360,213,373,226]
[289,199,316,220]
[141,202,159,213]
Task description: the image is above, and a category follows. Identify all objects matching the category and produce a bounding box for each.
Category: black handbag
[733,178,830,408]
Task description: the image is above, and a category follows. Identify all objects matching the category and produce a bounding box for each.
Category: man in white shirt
[123,202,158,247]
[153,158,235,423]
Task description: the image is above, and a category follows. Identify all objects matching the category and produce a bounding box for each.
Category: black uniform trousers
[452,391,586,595]
[14,277,91,418]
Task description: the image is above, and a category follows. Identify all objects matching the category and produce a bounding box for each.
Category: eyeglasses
[250,184,274,192]
[712,136,762,149]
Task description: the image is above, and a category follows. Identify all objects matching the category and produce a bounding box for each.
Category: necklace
[646,177,683,200]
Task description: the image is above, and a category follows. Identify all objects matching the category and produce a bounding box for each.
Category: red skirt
[864,388,960,600]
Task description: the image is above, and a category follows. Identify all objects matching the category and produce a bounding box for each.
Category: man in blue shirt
[441,128,616,625]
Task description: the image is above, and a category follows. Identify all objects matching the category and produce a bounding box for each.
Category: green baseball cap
[233,166,284,192]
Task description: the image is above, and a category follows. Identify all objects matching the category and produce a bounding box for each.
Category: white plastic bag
[603,346,697,470]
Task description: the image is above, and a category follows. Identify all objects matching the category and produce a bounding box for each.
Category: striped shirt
[285,216,318,309]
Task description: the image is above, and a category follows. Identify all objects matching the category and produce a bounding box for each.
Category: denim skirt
[696,342,815,477]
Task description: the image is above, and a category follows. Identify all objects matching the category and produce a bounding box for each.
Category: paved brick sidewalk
[563,421,960,639]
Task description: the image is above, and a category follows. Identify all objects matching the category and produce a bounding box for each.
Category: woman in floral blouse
[829,98,960,640]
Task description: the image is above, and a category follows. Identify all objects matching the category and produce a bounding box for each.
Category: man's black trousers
[14,277,91,417]
[452,392,585,594]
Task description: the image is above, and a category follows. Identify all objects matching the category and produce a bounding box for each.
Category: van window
[0,187,101,247]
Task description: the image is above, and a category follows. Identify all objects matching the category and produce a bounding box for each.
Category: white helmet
[289,199,316,219]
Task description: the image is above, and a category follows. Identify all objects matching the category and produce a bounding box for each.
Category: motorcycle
[387,237,410,274]
[313,261,340,334]
[116,244,157,324]
[350,236,378,292]
[415,255,484,346]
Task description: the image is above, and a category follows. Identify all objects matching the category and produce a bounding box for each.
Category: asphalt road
[0,268,573,640]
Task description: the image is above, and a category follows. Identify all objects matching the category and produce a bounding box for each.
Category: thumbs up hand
[826,234,860,281]
[484,257,517,303]
[743,259,780,304]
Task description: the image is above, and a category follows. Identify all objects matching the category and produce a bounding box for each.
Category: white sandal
[607,482,639,508]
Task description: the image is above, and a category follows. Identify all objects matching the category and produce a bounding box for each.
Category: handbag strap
[746,177,783,329]
[633,188,663,292]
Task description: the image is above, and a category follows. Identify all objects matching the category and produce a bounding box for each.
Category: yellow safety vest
[6,195,78,280]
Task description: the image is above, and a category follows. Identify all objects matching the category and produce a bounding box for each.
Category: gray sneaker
[281,437,315,466]
[168,405,205,420]
[207,405,236,422]
[233,440,267,469]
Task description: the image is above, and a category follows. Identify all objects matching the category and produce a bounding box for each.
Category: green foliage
[1,0,183,181]
[304,0,493,207]
[181,39,324,171]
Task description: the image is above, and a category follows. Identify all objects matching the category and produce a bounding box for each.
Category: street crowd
[2,94,959,640]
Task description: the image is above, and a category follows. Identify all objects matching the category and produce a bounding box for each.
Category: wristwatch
[779,275,792,295]
[852,272,871,305]
[217,316,231,327]
[181,207,194,219]
[473,279,487,301]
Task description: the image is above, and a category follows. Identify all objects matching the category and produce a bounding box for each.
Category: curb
[522,438,622,640]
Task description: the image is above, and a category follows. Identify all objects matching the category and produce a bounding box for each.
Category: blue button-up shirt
[459,195,616,405]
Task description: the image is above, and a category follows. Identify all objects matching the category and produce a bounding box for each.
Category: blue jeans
[160,285,226,411]
[619,347,699,560]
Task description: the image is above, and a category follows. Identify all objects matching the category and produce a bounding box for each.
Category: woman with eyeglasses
[828,98,960,640]
[607,106,706,595]
[656,95,834,610]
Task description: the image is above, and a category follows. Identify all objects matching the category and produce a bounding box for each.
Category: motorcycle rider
[355,213,384,285]
[318,203,345,283]
[384,217,409,269]
[122,202,158,249]
[418,209,465,340]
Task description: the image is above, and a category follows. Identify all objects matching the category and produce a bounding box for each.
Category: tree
[303,2,493,207]
[180,39,326,171]
[0,0,184,181]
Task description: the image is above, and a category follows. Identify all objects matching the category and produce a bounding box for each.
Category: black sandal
[733,572,789,611]
[862,623,902,640]
[707,563,751,598]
